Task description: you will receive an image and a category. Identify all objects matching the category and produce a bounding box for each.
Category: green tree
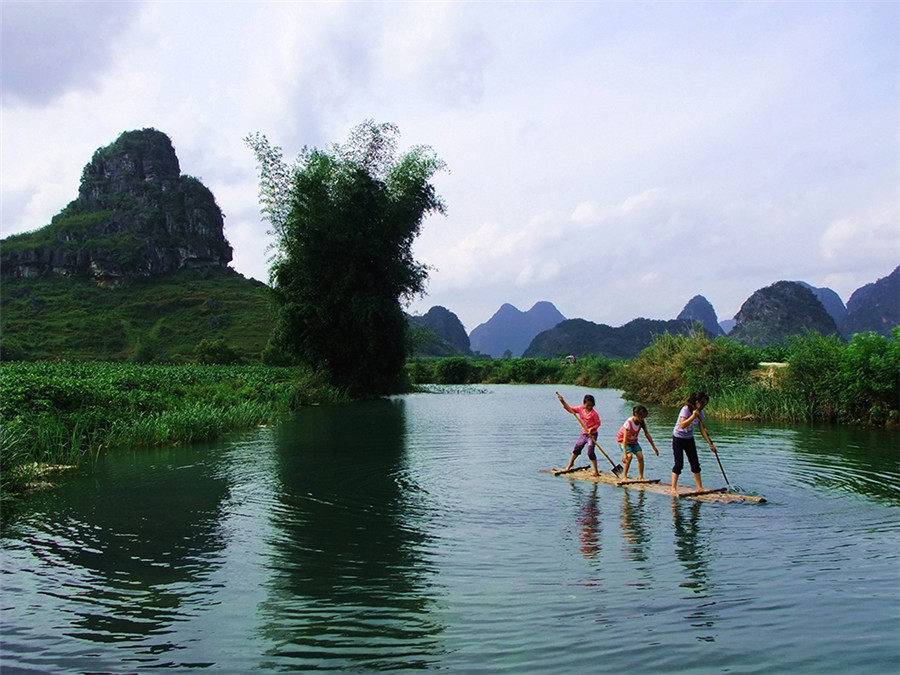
[246,121,446,397]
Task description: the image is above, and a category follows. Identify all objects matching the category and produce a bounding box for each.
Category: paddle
[712,449,730,486]
[557,393,623,477]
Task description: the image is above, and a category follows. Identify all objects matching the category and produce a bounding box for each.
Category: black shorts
[672,436,701,475]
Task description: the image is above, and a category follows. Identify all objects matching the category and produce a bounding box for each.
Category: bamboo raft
[541,465,766,503]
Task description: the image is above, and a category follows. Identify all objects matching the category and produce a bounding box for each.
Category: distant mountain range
[410,266,899,359]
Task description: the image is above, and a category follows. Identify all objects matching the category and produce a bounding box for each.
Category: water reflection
[259,398,444,670]
[672,499,708,595]
[671,498,720,641]
[710,418,900,505]
[620,489,650,563]
[789,425,900,505]
[1,446,229,669]
[578,483,602,560]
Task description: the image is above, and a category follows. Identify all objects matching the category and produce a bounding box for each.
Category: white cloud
[820,203,900,263]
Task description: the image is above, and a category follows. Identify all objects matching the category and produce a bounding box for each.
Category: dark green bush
[434,357,473,384]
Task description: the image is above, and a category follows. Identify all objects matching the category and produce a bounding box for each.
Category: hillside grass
[0,268,274,363]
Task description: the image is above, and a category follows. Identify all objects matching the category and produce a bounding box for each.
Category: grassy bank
[0,361,344,503]
[406,354,623,388]
[614,330,898,426]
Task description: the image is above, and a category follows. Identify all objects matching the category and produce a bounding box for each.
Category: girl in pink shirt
[557,392,602,476]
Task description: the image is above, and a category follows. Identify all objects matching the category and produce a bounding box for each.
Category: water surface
[2,385,898,672]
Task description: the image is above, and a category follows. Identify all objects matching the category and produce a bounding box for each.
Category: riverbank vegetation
[409,329,899,426]
[0,361,344,503]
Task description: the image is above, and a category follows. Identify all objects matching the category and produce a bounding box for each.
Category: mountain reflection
[260,398,444,670]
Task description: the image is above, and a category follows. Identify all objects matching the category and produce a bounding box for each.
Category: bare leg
[636,452,645,480]
[621,451,632,479]
[590,458,599,477]
[564,453,578,471]
[692,472,704,491]
[671,472,679,494]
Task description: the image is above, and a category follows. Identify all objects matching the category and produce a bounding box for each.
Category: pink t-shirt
[617,417,642,444]
[573,405,600,433]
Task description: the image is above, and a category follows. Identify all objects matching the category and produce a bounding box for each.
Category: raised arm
[556,392,574,414]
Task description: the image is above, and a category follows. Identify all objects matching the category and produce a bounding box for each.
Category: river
[1,385,898,673]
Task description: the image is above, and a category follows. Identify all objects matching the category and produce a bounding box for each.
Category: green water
[2,385,898,673]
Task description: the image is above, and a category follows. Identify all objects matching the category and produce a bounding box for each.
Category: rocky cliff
[796,282,847,327]
[1,128,232,280]
[728,281,839,347]
[841,266,899,338]
[523,317,694,360]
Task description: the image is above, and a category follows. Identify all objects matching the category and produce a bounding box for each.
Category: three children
[558,392,720,494]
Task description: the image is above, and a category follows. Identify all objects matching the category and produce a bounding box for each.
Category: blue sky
[2,1,897,331]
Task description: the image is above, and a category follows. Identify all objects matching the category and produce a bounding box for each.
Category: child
[617,405,659,481]
[557,392,602,476]
[671,391,718,493]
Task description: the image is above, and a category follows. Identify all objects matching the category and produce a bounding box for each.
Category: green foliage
[782,329,900,424]
[194,338,242,364]
[839,329,900,425]
[247,121,446,397]
[782,332,846,421]
[0,269,273,363]
[407,355,620,387]
[0,361,345,502]
[434,357,474,384]
[617,330,898,425]
[617,333,757,405]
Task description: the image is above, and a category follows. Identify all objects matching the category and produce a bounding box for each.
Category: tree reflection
[3,444,230,664]
[260,398,444,670]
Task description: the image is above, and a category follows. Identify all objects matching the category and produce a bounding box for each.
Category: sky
[2,1,898,333]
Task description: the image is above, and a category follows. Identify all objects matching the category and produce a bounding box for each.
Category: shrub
[434,357,473,384]
[194,338,241,365]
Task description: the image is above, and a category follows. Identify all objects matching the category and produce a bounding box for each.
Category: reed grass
[710,383,815,423]
[0,361,343,502]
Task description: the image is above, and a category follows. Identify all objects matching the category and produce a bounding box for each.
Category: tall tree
[246,121,446,396]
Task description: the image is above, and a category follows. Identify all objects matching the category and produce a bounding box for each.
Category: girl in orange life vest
[557,392,602,476]
[617,405,659,481]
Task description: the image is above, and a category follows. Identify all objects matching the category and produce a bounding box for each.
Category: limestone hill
[1,129,271,362]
